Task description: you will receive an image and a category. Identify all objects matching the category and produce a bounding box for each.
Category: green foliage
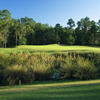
[1,9,100,47]
[0,53,99,86]
[67,18,75,28]
[74,57,97,80]
[60,55,76,79]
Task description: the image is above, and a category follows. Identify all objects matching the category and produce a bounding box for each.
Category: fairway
[1,1,100,100]
[0,80,100,100]
[0,44,100,54]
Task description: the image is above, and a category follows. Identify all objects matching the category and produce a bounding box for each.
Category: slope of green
[0,80,100,100]
[0,44,100,54]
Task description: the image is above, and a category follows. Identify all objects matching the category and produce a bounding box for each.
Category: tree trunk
[4,32,7,48]
[3,34,5,48]
[16,33,17,46]
[4,39,6,48]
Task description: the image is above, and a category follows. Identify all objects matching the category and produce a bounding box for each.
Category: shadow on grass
[0,84,100,100]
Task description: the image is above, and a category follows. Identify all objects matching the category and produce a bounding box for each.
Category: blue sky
[0,0,100,26]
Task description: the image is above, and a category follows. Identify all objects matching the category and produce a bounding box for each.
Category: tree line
[0,9,100,48]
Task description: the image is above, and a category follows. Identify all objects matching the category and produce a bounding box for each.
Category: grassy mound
[0,44,100,54]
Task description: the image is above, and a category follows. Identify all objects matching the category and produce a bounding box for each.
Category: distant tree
[44,27,58,44]
[61,27,75,45]
[97,20,100,33]
[25,24,35,45]
[20,17,36,45]
[34,23,46,45]
[88,21,98,45]
[0,10,3,47]
[13,19,21,46]
[75,17,92,45]
[54,24,62,44]
[67,18,75,29]
[0,9,11,48]
[1,9,100,47]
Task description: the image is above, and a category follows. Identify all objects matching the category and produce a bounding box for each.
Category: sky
[0,0,100,26]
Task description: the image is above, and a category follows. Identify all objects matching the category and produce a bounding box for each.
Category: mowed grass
[0,80,100,100]
[0,44,100,54]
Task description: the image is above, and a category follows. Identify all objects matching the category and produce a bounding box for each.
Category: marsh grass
[0,52,99,85]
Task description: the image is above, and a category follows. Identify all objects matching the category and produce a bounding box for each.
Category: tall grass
[0,53,99,85]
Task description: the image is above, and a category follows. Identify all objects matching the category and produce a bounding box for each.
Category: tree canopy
[0,9,100,48]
